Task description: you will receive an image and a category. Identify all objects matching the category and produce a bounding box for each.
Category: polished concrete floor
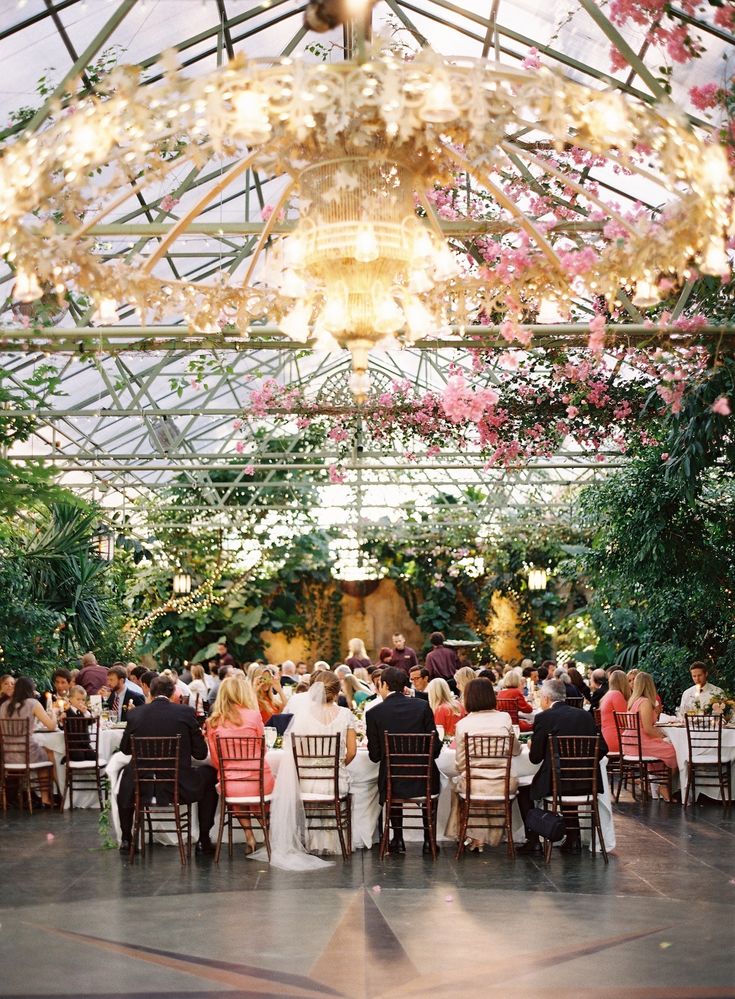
[1,794,734,998]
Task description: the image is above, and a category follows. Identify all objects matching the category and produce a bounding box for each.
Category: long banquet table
[659,718,735,802]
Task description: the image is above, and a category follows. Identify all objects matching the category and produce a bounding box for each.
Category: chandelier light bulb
[632,278,660,308]
[404,297,434,338]
[536,296,559,323]
[348,368,370,402]
[433,243,459,281]
[412,229,435,261]
[13,268,42,303]
[373,295,404,334]
[354,223,379,263]
[279,302,312,342]
[408,267,434,294]
[231,90,272,143]
[700,237,729,276]
[320,295,349,332]
[94,296,119,324]
[283,234,307,269]
[702,145,731,193]
[279,268,308,298]
[419,78,459,124]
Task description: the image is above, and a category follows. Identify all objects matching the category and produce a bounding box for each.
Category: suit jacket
[529,702,607,800]
[366,692,440,803]
[106,685,145,720]
[120,697,209,803]
[589,683,608,711]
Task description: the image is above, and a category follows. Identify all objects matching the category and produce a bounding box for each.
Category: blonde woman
[341,672,371,710]
[345,638,371,672]
[455,666,477,704]
[205,674,274,852]
[427,677,463,736]
[599,670,630,752]
[188,664,209,712]
[251,664,284,723]
[626,672,678,794]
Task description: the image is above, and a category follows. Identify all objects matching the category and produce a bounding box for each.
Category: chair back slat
[0,717,32,764]
[550,734,600,798]
[495,698,519,725]
[463,734,513,797]
[614,711,644,759]
[385,732,435,794]
[685,713,723,755]
[216,734,265,799]
[130,735,181,803]
[566,696,584,709]
[63,716,99,761]
[593,708,602,732]
[292,734,340,794]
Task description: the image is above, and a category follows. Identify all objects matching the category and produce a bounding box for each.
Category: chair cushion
[544,794,594,804]
[688,756,722,765]
[4,761,53,770]
[300,792,342,802]
[401,794,440,802]
[69,760,104,769]
[622,755,660,762]
[225,794,272,804]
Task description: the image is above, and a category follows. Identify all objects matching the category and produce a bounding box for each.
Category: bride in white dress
[248,674,357,870]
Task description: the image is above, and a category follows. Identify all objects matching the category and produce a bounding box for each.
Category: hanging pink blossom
[689,83,720,111]
[328,464,346,484]
[711,396,731,416]
[243,463,255,475]
[160,194,180,212]
[441,373,499,424]
[235,441,245,454]
[231,418,243,430]
[587,315,606,355]
[522,48,542,70]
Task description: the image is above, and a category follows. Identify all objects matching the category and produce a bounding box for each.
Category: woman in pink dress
[427,678,464,736]
[626,672,678,796]
[599,669,630,752]
[206,674,275,853]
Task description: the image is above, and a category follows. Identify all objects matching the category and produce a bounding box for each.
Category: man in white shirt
[677,662,724,714]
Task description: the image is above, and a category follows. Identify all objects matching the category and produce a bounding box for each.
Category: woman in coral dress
[206,674,274,853]
[625,672,678,794]
[428,677,464,737]
[496,672,535,732]
[599,669,631,752]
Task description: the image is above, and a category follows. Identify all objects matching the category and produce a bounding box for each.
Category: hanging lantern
[172,572,192,595]
[92,527,115,562]
[527,567,547,591]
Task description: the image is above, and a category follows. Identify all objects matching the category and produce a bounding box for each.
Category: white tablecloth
[437,744,616,852]
[660,722,735,802]
[35,727,125,808]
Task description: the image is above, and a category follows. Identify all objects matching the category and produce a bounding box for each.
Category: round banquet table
[659,719,735,802]
[436,744,616,852]
[35,725,125,809]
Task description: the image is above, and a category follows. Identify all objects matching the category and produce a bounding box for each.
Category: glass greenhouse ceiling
[0,0,733,538]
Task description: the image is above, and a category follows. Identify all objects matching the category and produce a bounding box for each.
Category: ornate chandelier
[0,43,730,399]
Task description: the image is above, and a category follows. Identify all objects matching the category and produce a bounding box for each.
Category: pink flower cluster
[441,373,499,425]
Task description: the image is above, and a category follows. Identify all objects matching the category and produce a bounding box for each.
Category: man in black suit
[518,678,607,855]
[367,666,441,854]
[102,665,145,721]
[117,674,218,855]
[589,669,609,710]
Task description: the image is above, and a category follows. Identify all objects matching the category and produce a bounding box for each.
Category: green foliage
[575,449,735,709]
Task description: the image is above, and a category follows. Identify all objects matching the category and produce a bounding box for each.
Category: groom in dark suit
[518,678,607,854]
[366,666,441,854]
[117,673,218,855]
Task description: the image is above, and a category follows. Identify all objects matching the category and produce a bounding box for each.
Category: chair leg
[336,800,348,861]
[214,801,226,863]
[615,764,624,802]
[506,803,515,860]
[596,807,608,864]
[684,763,692,808]
[426,801,437,861]
[456,800,468,860]
[174,807,187,866]
[67,769,73,812]
[96,769,104,811]
[263,807,272,860]
[378,802,391,859]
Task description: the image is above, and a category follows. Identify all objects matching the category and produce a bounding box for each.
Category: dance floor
[1,799,733,999]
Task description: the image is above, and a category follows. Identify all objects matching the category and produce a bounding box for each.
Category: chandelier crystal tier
[0,45,731,398]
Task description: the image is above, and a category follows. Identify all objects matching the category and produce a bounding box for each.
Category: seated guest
[377,647,393,667]
[205,674,274,854]
[448,678,521,851]
[0,676,57,805]
[341,672,372,709]
[478,668,498,683]
[425,632,460,681]
[0,674,15,707]
[427,677,463,736]
[599,669,630,752]
[102,665,145,721]
[139,670,158,702]
[162,667,190,703]
[677,661,724,714]
[280,660,298,687]
[518,679,606,855]
[627,672,678,798]
[536,664,549,683]
[179,662,193,685]
[110,661,144,695]
[51,668,72,700]
[409,666,430,699]
[367,666,440,854]
[522,664,539,685]
[295,660,309,676]
[567,666,592,703]
[455,666,477,706]
[252,665,285,723]
[498,672,535,730]
[589,669,609,710]
[364,668,384,711]
[118,674,218,854]
[61,685,96,761]
[345,638,372,673]
[187,664,209,713]
[76,652,108,696]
